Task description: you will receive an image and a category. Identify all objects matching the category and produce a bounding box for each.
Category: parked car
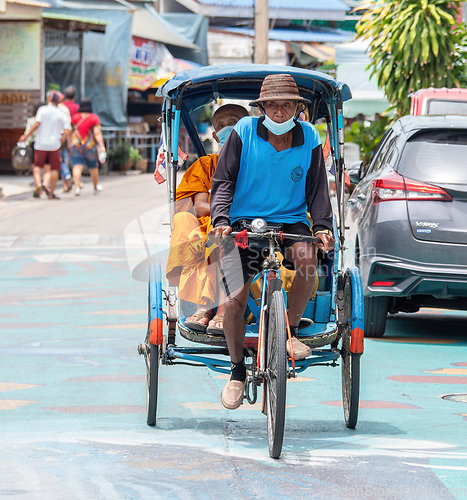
[410,88,467,116]
[344,115,467,337]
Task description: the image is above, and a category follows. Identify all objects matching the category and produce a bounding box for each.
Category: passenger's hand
[208,225,232,245]
[316,233,335,253]
[19,135,27,143]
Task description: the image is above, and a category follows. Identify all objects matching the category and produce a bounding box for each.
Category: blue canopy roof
[216,26,353,43]
[195,0,347,9]
[157,64,352,113]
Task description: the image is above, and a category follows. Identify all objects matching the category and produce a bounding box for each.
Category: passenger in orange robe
[166,104,249,334]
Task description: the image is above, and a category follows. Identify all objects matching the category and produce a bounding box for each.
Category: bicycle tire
[146,263,163,426]
[341,271,360,429]
[146,342,160,426]
[266,290,288,459]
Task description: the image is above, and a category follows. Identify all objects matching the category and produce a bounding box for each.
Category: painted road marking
[320,400,421,409]
[373,337,458,344]
[17,262,68,278]
[0,236,18,247]
[427,369,467,375]
[81,324,146,330]
[87,309,146,315]
[0,382,40,392]
[38,234,100,246]
[403,462,467,471]
[0,400,37,410]
[215,374,316,382]
[0,322,64,329]
[65,375,145,383]
[34,253,125,262]
[181,402,295,411]
[389,375,467,384]
[45,405,145,413]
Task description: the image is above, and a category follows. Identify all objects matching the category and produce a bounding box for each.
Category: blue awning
[184,0,348,21]
[192,0,348,11]
[214,26,353,44]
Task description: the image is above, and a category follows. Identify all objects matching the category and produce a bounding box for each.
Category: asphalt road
[1,173,467,500]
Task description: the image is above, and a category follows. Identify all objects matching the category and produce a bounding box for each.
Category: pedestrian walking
[19,91,71,199]
[57,88,77,192]
[62,86,79,116]
[70,98,106,196]
[14,101,44,176]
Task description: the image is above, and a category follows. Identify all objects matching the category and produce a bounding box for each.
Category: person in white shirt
[20,91,71,199]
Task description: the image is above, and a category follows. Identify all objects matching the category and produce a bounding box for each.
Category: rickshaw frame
[140,64,364,458]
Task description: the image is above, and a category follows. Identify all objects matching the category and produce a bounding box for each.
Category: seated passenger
[209,74,335,409]
[166,104,249,334]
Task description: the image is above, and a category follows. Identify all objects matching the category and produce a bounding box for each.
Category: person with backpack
[70,98,106,196]
[19,92,71,199]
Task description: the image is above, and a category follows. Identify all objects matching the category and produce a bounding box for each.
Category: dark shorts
[70,146,99,169]
[220,221,313,296]
[34,149,61,171]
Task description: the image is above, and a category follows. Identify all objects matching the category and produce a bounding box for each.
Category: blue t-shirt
[228,117,321,227]
[211,116,333,233]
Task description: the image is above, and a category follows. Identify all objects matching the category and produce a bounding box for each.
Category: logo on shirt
[291,166,304,182]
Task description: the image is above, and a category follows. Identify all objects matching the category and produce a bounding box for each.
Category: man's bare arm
[193,192,210,218]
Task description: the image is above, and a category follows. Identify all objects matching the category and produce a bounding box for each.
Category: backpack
[11,143,33,170]
[71,115,96,151]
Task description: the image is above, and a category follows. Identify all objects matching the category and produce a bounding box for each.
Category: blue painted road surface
[0,175,466,499]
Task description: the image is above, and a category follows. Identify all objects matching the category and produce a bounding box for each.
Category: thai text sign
[129,37,175,91]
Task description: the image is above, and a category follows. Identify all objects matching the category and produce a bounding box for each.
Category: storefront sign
[129,36,175,91]
[0,22,41,90]
[0,93,30,104]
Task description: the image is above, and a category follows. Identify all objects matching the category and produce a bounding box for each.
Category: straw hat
[249,73,311,107]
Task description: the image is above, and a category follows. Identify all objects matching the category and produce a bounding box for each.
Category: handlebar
[230,231,321,243]
[206,230,321,247]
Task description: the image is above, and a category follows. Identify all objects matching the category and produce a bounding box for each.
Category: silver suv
[344,115,467,337]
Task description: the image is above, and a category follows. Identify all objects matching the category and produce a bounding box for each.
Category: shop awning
[43,12,108,32]
[6,0,50,7]
[132,6,200,50]
[214,26,353,44]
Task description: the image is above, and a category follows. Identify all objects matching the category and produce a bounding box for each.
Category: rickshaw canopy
[157,64,352,119]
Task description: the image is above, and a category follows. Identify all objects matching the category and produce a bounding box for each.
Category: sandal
[184,310,213,332]
[206,315,224,335]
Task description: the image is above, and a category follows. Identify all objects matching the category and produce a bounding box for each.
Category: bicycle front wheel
[146,342,160,426]
[341,270,361,429]
[266,290,288,459]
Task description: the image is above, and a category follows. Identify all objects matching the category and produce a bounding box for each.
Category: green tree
[357,0,467,117]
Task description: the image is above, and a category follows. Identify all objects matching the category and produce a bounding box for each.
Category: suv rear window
[427,100,467,115]
[397,130,467,185]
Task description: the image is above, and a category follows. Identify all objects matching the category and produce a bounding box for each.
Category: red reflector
[371,281,395,287]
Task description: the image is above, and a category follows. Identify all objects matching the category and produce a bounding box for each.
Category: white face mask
[262,103,298,136]
[216,125,235,146]
[263,114,296,135]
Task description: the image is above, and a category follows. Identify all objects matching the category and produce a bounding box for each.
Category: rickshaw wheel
[341,271,360,429]
[145,263,163,426]
[266,290,287,459]
[146,342,160,426]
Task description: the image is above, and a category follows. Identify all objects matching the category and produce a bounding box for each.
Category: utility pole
[254,0,269,64]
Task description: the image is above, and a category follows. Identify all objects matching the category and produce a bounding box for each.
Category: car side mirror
[347,161,363,184]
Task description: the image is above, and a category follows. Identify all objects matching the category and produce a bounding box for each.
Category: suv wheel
[364,296,388,338]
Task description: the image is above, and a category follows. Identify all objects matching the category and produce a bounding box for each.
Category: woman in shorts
[70,98,106,196]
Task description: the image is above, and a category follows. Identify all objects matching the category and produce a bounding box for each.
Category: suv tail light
[372,171,452,204]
